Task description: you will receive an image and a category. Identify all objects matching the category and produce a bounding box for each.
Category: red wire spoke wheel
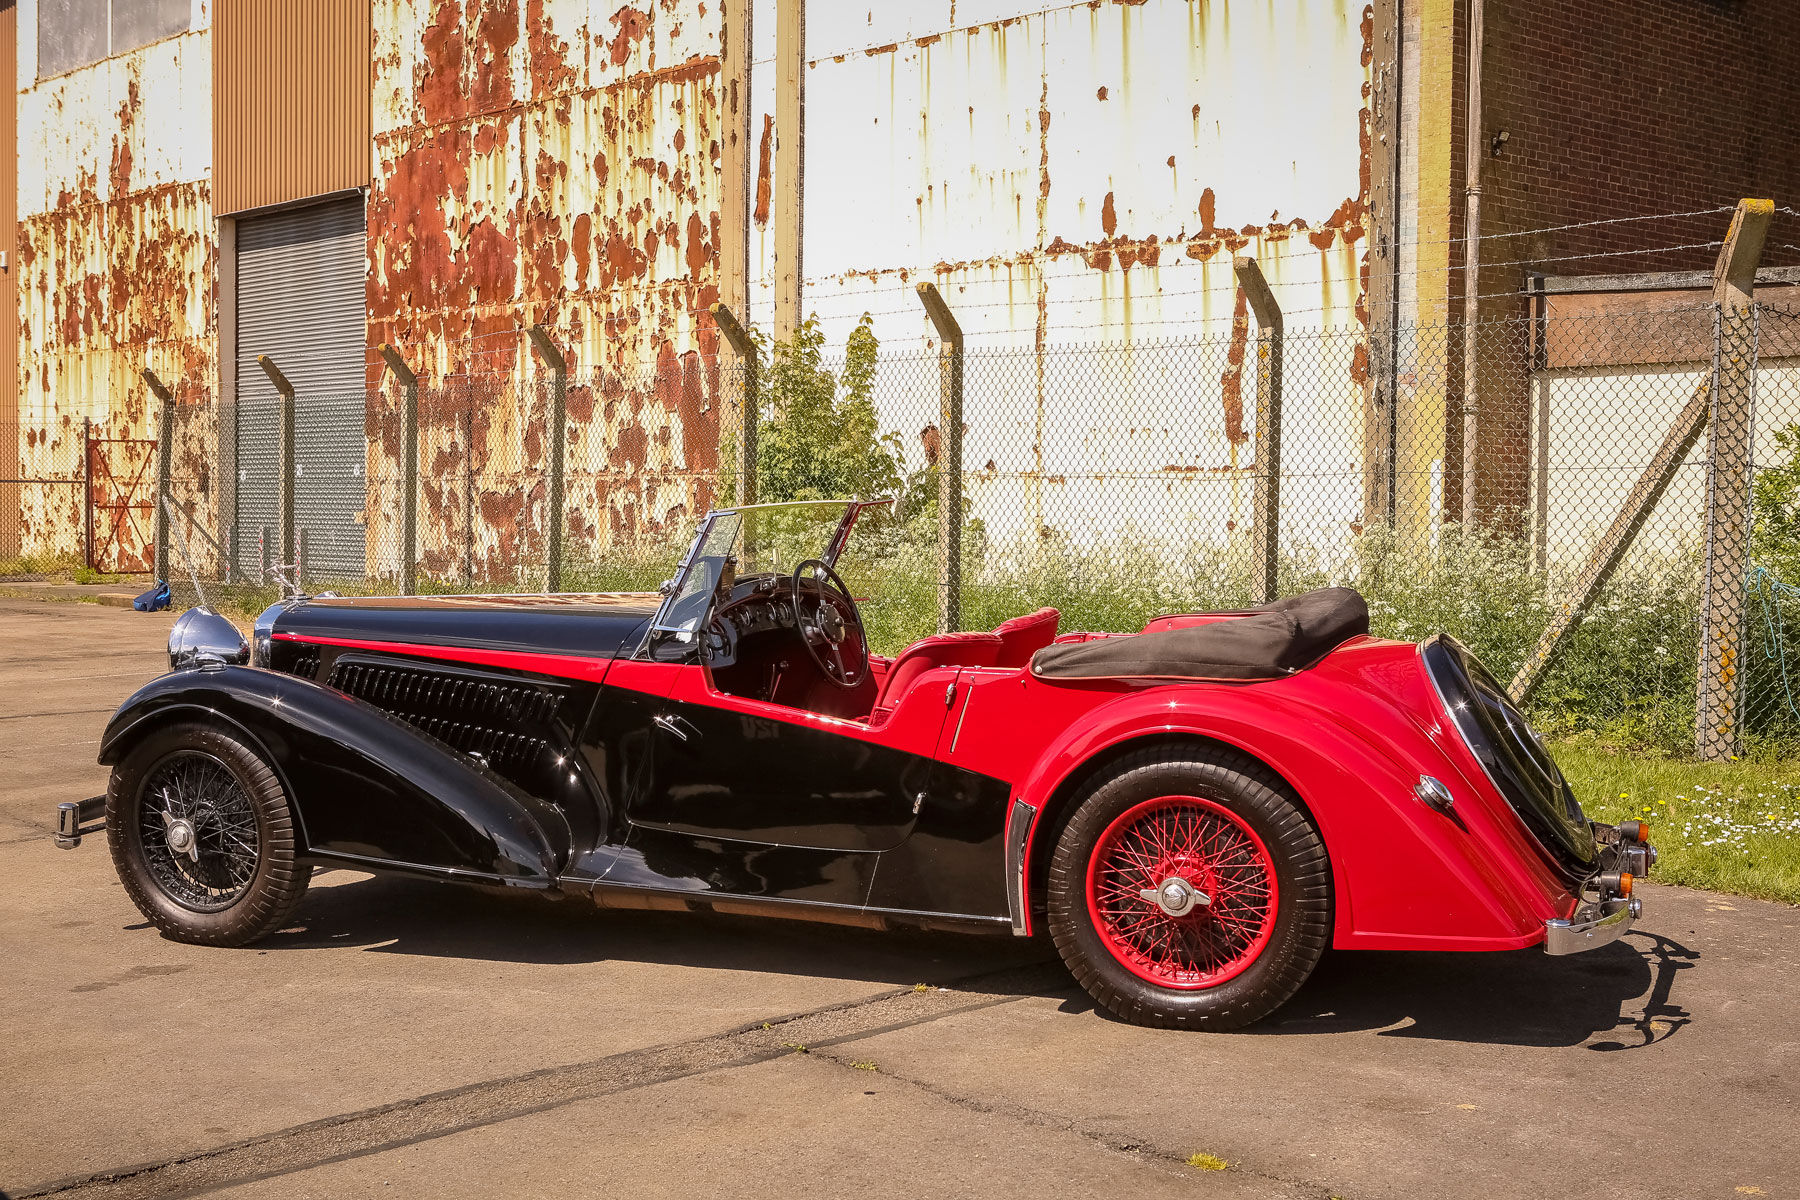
[1085,796,1278,989]
[1047,747,1331,1030]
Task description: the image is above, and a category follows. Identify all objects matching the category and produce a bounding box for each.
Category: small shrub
[752,315,906,504]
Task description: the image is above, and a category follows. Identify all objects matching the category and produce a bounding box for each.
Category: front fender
[1011,679,1565,950]
[99,665,565,887]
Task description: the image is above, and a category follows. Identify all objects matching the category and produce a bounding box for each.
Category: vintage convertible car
[58,499,1655,1029]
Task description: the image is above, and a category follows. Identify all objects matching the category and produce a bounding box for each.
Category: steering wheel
[790,559,870,689]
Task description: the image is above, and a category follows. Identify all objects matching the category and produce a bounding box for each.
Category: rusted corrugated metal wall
[10,0,1373,568]
[213,0,372,216]
[365,0,727,572]
[746,0,1373,544]
[1,2,18,560]
[15,6,215,562]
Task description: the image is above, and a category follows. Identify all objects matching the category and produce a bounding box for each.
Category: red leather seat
[869,631,1003,725]
[992,607,1060,667]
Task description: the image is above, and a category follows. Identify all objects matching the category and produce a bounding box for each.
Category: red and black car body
[62,499,1654,1029]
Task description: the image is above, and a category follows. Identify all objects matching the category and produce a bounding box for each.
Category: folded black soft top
[1029,587,1371,682]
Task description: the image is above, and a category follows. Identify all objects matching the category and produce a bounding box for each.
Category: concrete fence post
[82,417,93,570]
[917,282,964,634]
[143,369,174,583]
[377,343,420,595]
[1696,198,1774,761]
[710,302,759,507]
[1235,256,1285,604]
[461,409,475,586]
[256,354,297,577]
[527,325,568,593]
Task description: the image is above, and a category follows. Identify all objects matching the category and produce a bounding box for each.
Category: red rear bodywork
[946,635,1580,950]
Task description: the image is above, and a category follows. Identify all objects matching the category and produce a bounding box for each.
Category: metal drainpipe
[1460,0,1485,527]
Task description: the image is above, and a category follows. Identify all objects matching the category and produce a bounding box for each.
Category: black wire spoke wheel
[1047,747,1332,1031]
[108,721,309,946]
[137,751,262,911]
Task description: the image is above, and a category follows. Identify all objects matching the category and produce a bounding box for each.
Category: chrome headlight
[168,607,250,671]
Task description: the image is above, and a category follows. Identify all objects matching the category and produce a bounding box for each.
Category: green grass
[0,550,85,578]
[1554,738,1800,905]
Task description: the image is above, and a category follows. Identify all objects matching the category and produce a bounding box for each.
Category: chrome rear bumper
[1544,894,1641,955]
[1545,820,1653,955]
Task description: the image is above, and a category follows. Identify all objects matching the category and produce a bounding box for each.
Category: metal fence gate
[85,428,156,572]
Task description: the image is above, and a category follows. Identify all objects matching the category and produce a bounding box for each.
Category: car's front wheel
[1047,746,1331,1029]
[107,721,309,945]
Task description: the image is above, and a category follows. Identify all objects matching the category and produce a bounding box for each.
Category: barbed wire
[774,216,1740,308]
[765,239,1731,328]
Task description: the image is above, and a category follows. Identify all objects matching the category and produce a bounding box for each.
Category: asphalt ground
[2,597,1796,1199]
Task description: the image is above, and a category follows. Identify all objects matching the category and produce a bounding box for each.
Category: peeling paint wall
[366,0,727,570]
[12,0,1377,570]
[14,4,215,561]
[747,0,1373,545]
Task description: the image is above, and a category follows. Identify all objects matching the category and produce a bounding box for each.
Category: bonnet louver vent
[275,644,321,679]
[327,659,565,773]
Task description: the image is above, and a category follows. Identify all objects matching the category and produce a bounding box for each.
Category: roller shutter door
[233,192,367,581]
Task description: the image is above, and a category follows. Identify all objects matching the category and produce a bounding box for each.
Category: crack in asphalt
[0,709,117,722]
[15,963,1067,1200]
[804,1036,1342,1199]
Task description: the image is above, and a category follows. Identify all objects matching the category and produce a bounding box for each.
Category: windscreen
[652,501,859,635]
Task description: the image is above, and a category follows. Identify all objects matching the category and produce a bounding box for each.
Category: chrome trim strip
[949,685,973,754]
[1005,797,1036,937]
[1544,896,1637,955]
[576,875,1010,929]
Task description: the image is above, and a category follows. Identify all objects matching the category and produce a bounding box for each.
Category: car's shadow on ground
[1069,930,1698,1049]
[1271,931,1697,1048]
[1051,928,1692,1050]
[199,871,1701,1048]
[232,869,1063,991]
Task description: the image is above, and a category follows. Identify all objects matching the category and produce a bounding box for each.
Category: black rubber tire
[106,721,309,946]
[1046,746,1331,1030]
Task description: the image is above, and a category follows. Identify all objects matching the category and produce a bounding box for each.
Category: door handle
[653,712,701,743]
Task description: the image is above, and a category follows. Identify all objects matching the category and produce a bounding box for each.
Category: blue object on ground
[134,580,171,612]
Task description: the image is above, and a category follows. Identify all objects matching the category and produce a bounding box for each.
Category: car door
[629,665,954,853]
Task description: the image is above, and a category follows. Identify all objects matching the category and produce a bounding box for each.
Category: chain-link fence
[12,293,1800,758]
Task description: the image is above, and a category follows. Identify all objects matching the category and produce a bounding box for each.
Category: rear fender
[99,666,565,887]
[1011,686,1556,948]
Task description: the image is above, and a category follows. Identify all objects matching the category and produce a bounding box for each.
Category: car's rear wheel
[1047,746,1330,1029]
[107,721,309,946]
